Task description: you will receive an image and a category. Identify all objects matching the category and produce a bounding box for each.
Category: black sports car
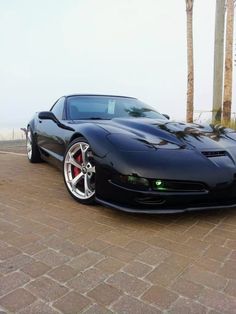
[27,94,236,213]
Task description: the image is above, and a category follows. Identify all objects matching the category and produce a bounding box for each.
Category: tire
[26,127,42,163]
[63,137,96,205]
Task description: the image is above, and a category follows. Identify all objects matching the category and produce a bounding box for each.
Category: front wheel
[26,127,42,163]
[63,138,96,204]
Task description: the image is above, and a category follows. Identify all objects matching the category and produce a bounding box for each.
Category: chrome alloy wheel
[26,129,32,160]
[64,141,96,200]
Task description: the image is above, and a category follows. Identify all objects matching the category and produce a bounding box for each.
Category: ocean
[0,128,26,141]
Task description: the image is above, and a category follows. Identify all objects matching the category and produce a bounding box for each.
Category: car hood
[94,118,236,151]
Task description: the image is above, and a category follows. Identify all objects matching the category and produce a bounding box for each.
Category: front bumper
[96,178,236,214]
[95,197,236,213]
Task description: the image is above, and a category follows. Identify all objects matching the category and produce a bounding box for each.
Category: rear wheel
[63,138,96,204]
[26,127,42,163]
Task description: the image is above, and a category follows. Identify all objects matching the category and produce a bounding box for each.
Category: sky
[0,0,235,129]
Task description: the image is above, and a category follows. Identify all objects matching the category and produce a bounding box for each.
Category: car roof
[65,94,137,99]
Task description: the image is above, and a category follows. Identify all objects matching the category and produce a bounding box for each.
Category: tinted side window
[51,97,65,120]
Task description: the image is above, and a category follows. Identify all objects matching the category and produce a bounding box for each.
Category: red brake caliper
[73,154,82,177]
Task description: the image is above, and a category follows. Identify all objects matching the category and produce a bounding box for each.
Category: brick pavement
[0,145,236,313]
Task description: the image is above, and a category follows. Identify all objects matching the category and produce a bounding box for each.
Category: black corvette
[27,94,236,213]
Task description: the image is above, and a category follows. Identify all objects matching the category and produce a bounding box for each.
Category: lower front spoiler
[95,197,236,214]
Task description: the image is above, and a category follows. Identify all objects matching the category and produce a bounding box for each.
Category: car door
[37,97,67,160]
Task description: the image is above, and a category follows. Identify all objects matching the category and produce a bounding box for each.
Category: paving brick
[0,254,34,274]
[102,245,136,262]
[230,250,236,260]
[0,246,21,260]
[111,295,160,314]
[199,288,236,314]
[126,229,157,242]
[218,260,236,280]
[124,240,150,255]
[68,251,104,271]
[41,235,67,250]
[87,283,121,306]
[18,300,59,314]
[142,285,178,310]
[67,267,107,293]
[194,256,222,273]
[99,231,131,246]
[204,245,231,262]
[21,261,51,278]
[183,265,227,290]
[171,277,204,299]
[145,262,184,286]
[86,239,111,252]
[48,264,77,282]
[25,276,68,301]
[106,271,150,297]
[83,304,112,314]
[159,229,191,243]
[167,297,208,314]
[60,241,87,257]
[208,310,223,314]
[164,253,192,269]
[185,238,209,251]
[224,279,236,298]
[70,231,103,245]
[204,234,226,246]
[95,257,124,274]
[0,271,30,296]
[22,242,47,255]
[6,233,41,247]
[122,260,152,278]
[217,222,236,232]
[184,225,211,240]
[53,291,91,314]
[0,231,22,243]
[225,239,236,250]
[210,228,236,241]
[0,220,17,233]
[34,248,70,267]
[0,288,36,312]
[0,241,8,249]
[137,246,170,266]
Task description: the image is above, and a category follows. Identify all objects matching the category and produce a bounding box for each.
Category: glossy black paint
[28,94,236,213]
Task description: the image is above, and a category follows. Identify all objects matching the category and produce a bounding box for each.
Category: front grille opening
[202,150,227,158]
[135,196,165,205]
[152,180,207,192]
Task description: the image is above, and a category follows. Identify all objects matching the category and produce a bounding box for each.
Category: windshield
[67,96,166,120]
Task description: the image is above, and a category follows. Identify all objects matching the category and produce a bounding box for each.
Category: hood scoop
[202,151,227,158]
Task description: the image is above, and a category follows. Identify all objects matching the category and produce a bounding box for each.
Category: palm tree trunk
[186,0,194,123]
[222,0,235,123]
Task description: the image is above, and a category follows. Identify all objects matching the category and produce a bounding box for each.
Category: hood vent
[202,151,227,158]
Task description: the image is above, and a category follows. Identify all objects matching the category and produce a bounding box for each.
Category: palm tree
[222,0,235,123]
[185,0,194,123]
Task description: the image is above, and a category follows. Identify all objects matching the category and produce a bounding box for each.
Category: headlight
[113,174,149,189]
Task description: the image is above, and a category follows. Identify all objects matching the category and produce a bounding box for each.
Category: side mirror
[38,111,75,132]
[38,111,58,122]
[162,114,170,120]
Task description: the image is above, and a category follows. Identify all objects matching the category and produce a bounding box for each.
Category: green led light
[155,180,167,190]
[155,180,163,186]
